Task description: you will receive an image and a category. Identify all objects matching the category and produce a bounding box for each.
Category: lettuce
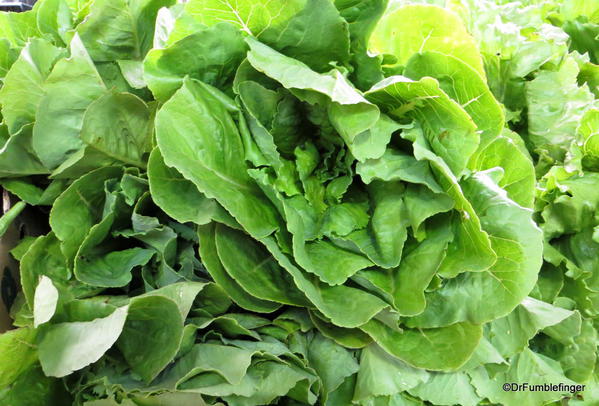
[0,0,596,405]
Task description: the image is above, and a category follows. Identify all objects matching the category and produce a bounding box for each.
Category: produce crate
[0,195,19,333]
[0,191,46,333]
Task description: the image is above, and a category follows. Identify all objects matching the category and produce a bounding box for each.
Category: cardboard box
[0,193,20,333]
[0,190,52,332]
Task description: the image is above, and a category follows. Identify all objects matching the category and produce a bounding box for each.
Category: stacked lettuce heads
[0,0,597,405]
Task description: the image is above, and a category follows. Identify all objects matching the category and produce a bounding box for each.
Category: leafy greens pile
[0,0,598,405]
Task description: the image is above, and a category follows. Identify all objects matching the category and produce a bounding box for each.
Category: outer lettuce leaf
[407,171,543,327]
[0,364,71,406]
[256,0,351,72]
[32,35,106,169]
[353,344,428,401]
[198,223,281,313]
[174,0,350,72]
[307,333,359,402]
[155,78,281,239]
[366,76,479,176]
[35,0,75,45]
[370,4,485,77]
[147,147,234,226]
[33,276,59,327]
[0,10,42,48]
[48,90,154,178]
[468,130,536,208]
[262,237,388,328]
[486,297,573,358]
[76,0,175,61]
[50,166,123,264]
[563,18,599,64]
[0,38,18,80]
[213,223,310,307]
[143,23,247,102]
[0,124,49,177]
[360,319,483,371]
[0,328,38,387]
[0,38,65,135]
[179,0,305,37]
[117,295,183,383]
[403,51,504,146]
[39,306,129,377]
[408,372,482,406]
